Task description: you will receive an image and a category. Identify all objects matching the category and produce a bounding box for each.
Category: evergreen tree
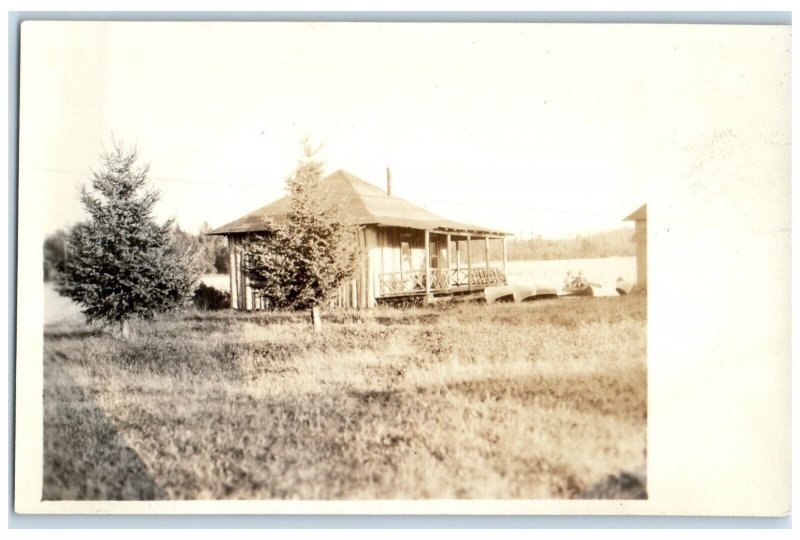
[58,141,200,330]
[245,142,360,310]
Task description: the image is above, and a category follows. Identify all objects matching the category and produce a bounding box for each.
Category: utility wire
[23,166,631,218]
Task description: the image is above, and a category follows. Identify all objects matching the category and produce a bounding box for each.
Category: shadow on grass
[374,314,441,326]
[579,470,647,499]
[43,328,104,341]
[43,357,166,500]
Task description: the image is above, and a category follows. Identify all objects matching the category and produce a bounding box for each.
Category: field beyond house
[43,296,647,500]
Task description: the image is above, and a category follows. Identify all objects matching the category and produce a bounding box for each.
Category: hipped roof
[624,204,647,222]
[208,169,509,236]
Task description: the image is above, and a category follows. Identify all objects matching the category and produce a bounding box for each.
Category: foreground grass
[43,296,647,500]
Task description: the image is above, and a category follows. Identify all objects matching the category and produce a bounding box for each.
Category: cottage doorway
[428,233,449,290]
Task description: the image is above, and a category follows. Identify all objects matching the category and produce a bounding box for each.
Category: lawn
[42,295,647,500]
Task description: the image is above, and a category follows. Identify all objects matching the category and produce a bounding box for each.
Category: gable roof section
[209,169,508,236]
[623,204,647,222]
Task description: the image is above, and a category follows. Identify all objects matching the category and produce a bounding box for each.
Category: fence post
[311,306,322,332]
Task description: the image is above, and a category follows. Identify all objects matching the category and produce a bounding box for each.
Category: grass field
[43,296,647,500]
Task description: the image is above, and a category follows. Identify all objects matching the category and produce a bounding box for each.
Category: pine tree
[245,142,360,311]
[57,141,200,331]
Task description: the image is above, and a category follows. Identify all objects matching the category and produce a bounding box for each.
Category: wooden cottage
[624,204,647,286]
[209,169,510,310]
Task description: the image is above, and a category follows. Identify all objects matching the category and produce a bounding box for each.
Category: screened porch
[377,230,508,298]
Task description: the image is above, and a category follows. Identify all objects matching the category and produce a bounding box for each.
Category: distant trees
[43,230,68,282]
[245,142,360,311]
[198,221,229,274]
[57,141,201,332]
[171,225,210,273]
[506,229,636,261]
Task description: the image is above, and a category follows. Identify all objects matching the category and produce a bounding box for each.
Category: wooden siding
[227,234,253,311]
[634,220,647,285]
[330,226,379,309]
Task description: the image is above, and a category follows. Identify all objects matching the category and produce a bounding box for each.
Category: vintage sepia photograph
[14,18,790,514]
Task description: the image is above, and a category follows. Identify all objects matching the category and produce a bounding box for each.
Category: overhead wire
[24,165,631,219]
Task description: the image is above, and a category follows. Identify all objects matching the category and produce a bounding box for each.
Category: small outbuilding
[208,169,510,310]
[624,204,647,286]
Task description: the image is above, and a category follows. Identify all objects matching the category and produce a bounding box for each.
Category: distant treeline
[507,228,636,261]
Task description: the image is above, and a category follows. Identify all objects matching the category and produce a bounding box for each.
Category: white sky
[19,22,787,238]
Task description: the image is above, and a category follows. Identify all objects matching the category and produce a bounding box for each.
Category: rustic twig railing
[469,267,506,286]
[378,267,506,296]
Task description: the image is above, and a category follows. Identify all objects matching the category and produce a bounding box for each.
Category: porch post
[380,228,385,298]
[467,234,472,291]
[455,236,460,273]
[424,230,431,301]
[484,236,490,268]
[446,233,451,289]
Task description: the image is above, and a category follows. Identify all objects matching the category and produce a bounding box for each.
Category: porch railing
[378,266,506,297]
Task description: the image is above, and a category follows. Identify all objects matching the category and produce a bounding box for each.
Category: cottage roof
[623,204,647,222]
[208,169,509,236]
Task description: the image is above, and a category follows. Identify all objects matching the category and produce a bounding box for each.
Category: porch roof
[208,169,510,236]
